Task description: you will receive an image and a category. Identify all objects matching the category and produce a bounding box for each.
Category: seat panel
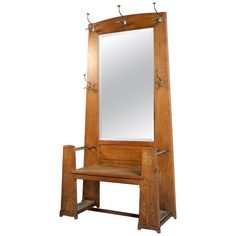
[72,164,143,180]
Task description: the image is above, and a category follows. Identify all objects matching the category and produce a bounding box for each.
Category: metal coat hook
[154,70,167,88]
[83,74,96,92]
[86,13,96,32]
[117,5,127,25]
[156,148,169,156]
[153,2,162,24]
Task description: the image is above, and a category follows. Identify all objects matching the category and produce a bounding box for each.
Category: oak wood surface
[73,164,142,180]
[60,12,176,233]
[74,173,140,185]
[60,145,77,218]
[154,13,176,218]
[138,149,160,232]
[83,30,100,205]
[93,13,159,35]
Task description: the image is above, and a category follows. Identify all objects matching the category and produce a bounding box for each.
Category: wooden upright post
[138,148,161,233]
[154,13,176,218]
[83,30,100,206]
[60,145,78,218]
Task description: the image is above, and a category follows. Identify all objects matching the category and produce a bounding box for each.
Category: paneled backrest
[97,142,154,168]
[98,145,142,167]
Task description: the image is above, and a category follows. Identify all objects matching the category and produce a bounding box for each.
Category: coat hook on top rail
[86,13,96,32]
[153,2,162,24]
[117,5,127,25]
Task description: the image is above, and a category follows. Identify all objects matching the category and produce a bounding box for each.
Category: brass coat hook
[86,13,96,32]
[154,70,167,88]
[156,148,169,156]
[83,74,96,92]
[117,5,127,25]
[153,2,162,24]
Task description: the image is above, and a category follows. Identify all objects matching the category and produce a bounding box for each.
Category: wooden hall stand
[60,12,176,233]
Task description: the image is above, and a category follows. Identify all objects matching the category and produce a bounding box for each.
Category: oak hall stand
[60,12,176,233]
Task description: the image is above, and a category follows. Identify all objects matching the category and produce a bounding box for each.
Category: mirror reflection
[99,28,154,141]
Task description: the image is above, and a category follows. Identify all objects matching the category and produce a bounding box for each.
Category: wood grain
[154,13,176,217]
[73,164,142,180]
[74,173,140,185]
[83,30,100,206]
[138,148,161,233]
[93,13,161,35]
[60,145,77,218]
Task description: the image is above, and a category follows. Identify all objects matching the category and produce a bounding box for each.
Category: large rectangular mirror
[99,28,154,141]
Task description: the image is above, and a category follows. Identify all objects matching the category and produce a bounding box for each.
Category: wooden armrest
[62,145,96,172]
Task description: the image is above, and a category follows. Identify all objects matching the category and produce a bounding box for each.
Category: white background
[0,0,236,235]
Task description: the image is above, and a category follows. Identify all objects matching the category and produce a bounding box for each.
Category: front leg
[138,148,161,233]
[60,145,78,218]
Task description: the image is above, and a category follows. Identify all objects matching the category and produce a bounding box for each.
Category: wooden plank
[98,144,157,167]
[154,13,177,218]
[93,13,161,35]
[74,173,140,185]
[98,145,142,166]
[73,165,142,180]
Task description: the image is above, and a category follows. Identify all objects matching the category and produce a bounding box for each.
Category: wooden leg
[138,225,160,234]
[138,180,160,233]
[158,155,177,218]
[61,173,77,218]
[83,180,100,208]
[173,212,177,219]
[138,149,160,232]
[60,145,78,218]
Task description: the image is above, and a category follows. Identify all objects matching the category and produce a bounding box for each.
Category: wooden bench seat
[72,164,143,180]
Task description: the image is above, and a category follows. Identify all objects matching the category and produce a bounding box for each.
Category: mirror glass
[99,28,154,141]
